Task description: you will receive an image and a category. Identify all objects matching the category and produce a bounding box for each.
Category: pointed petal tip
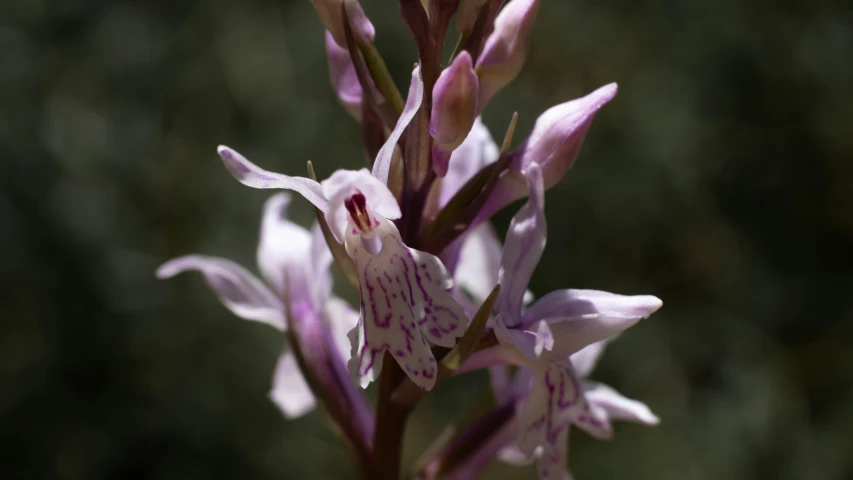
[639,295,663,317]
[155,256,195,280]
[643,410,661,425]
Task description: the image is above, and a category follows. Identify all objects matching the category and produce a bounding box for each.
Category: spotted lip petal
[519,361,611,480]
[156,255,284,330]
[346,218,467,390]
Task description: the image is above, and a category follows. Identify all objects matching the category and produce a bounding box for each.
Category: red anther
[345,192,371,232]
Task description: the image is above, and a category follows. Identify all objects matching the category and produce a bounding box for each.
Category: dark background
[2,0,852,479]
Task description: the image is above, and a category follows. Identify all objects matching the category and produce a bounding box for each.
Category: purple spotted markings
[519,362,611,480]
[345,211,467,390]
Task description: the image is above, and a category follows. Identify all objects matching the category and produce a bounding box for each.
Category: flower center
[344,191,373,234]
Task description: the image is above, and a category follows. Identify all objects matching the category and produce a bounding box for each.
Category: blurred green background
[2,0,852,479]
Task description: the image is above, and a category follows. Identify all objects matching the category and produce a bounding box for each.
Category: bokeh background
[2,0,852,479]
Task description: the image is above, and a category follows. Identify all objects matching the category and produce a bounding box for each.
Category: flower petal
[569,340,608,378]
[217,145,329,212]
[455,222,502,303]
[438,117,500,208]
[430,51,479,167]
[511,83,618,189]
[372,65,424,185]
[257,193,313,299]
[584,381,660,425]
[156,255,284,330]
[536,425,570,480]
[323,296,360,362]
[497,163,545,325]
[325,30,363,120]
[524,289,661,357]
[476,0,541,110]
[321,168,401,242]
[517,361,582,458]
[310,221,335,306]
[347,219,467,389]
[269,351,316,418]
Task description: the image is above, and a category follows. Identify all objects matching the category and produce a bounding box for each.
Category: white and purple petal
[321,168,401,242]
[569,340,608,379]
[269,351,316,418]
[455,222,502,303]
[257,193,313,299]
[156,255,284,330]
[583,381,660,426]
[497,163,546,325]
[525,289,662,358]
[217,145,329,212]
[346,219,467,390]
[372,65,424,185]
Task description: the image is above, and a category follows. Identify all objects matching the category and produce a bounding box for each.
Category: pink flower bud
[511,83,618,188]
[325,31,363,120]
[430,51,479,177]
[475,0,539,109]
[474,83,617,223]
[312,0,375,48]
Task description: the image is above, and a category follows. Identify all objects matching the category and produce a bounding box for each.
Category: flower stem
[373,355,412,480]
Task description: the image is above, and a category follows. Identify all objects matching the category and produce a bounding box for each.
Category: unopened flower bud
[325,31,363,120]
[430,51,479,177]
[312,0,375,48]
[475,83,617,223]
[511,83,617,188]
[456,0,488,34]
[475,0,539,109]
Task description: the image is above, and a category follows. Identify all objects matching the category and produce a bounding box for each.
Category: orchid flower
[485,339,659,479]
[216,66,468,391]
[159,1,664,476]
[156,193,358,419]
[453,163,661,479]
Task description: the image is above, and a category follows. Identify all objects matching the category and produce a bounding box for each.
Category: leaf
[341,2,400,128]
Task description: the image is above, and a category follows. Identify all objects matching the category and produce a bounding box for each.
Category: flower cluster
[158,1,661,479]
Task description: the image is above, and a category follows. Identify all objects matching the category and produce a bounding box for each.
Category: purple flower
[457,163,661,479]
[156,193,357,419]
[216,66,468,391]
